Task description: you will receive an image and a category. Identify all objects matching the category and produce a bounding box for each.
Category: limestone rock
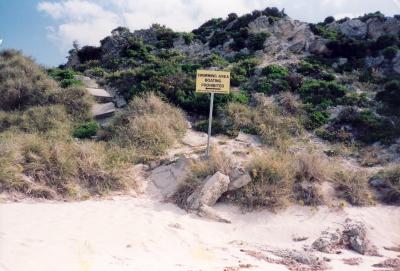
[312,227,343,253]
[339,19,367,39]
[188,171,230,209]
[149,157,191,198]
[343,220,368,255]
[228,173,251,191]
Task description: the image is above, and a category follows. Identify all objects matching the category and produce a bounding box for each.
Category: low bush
[111,94,187,160]
[73,121,99,139]
[298,80,347,106]
[261,64,288,79]
[248,32,270,51]
[334,171,374,206]
[376,80,400,112]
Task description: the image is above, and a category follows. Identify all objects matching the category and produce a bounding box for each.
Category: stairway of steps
[76,75,127,126]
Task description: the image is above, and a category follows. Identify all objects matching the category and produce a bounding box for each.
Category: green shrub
[248,32,270,51]
[383,46,398,60]
[324,16,335,24]
[182,32,194,45]
[48,68,76,81]
[305,109,330,129]
[298,80,347,106]
[309,24,340,40]
[77,46,102,62]
[261,64,288,79]
[376,80,400,111]
[73,121,99,139]
[209,31,229,47]
[155,25,179,49]
[60,78,84,88]
[88,67,106,77]
[297,61,321,76]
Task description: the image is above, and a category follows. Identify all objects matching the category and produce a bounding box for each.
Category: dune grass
[111,93,187,160]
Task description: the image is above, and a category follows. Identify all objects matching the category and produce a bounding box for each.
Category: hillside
[1,7,400,271]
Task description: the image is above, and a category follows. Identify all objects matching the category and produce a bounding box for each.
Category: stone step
[91,102,116,119]
[76,75,99,88]
[86,87,114,103]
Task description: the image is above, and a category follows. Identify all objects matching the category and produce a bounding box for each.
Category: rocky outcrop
[367,17,400,40]
[339,19,367,39]
[248,16,315,54]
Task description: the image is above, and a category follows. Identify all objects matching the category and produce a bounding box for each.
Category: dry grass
[231,151,293,211]
[275,91,302,115]
[172,148,232,209]
[0,132,135,199]
[225,95,303,149]
[334,170,375,206]
[0,50,58,110]
[375,165,400,204]
[293,153,331,206]
[111,93,187,160]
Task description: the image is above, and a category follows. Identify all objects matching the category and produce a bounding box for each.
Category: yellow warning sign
[196,70,230,94]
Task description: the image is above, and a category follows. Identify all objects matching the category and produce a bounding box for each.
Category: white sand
[1,196,399,271]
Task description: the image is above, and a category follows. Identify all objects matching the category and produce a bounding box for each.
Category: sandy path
[1,196,399,271]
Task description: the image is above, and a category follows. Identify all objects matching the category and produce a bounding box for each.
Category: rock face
[339,19,367,39]
[187,171,230,210]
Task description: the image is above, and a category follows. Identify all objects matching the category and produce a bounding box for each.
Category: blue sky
[1,0,399,67]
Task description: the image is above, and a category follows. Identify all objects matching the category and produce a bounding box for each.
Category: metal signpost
[195,70,230,157]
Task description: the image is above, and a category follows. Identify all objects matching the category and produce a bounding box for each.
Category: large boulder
[187,171,230,209]
[339,19,367,39]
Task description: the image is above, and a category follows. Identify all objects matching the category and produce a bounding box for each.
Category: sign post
[195,70,230,157]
